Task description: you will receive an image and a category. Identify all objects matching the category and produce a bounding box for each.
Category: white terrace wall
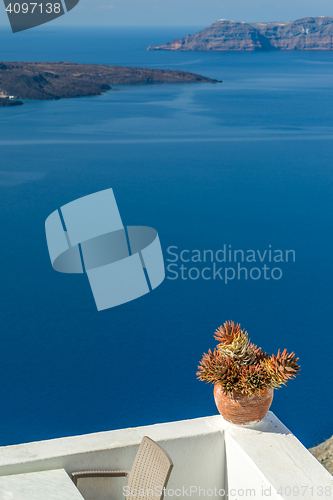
[224,412,333,500]
[0,413,331,500]
[0,416,226,500]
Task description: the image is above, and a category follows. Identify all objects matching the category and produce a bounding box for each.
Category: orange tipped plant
[197,321,300,396]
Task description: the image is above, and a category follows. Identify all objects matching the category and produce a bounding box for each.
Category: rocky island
[0,62,218,104]
[148,16,333,51]
[0,98,23,106]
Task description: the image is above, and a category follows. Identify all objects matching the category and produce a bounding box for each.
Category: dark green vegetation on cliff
[148,17,333,51]
[0,62,218,102]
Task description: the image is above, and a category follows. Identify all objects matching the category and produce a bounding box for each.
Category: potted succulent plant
[197,321,300,425]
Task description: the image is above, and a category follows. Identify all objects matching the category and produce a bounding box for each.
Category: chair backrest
[126,436,174,500]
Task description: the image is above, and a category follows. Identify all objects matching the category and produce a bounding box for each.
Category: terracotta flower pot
[213,385,274,425]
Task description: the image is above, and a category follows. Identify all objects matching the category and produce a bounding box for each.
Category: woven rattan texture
[127,437,173,500]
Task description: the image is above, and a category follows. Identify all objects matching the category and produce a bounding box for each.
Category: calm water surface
[0,26,332,447]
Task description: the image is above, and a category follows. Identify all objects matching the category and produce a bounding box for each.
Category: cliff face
[0,62,218,101]
[252,17,333,50]
[148,17,333,51]
[310,436,333,475]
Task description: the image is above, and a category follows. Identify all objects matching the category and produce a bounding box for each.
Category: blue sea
[0,26,332,448]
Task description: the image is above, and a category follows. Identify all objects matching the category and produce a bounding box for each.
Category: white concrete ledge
[224,413,333,499]
[0,469,85,500]
[0,416,224,473]
[0,413,331,500]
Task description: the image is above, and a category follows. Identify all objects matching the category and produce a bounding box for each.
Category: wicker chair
[71,436,174,500]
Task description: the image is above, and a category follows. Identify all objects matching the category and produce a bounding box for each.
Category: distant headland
[147,16,333,51]
[0,62,219,105]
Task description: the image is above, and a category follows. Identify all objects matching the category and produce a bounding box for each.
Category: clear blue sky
[0,0,332,26]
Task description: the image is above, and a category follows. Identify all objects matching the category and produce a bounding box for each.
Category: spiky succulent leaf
[251,344,269,362]
[197,322,300,395]
[217,327,257,367]
[214,321,241,345]
[265,349,300,389]
[238,364,268,395]
[197,349,240,392]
